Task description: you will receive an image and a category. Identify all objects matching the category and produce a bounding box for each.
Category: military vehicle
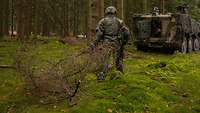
[133,6,200,53]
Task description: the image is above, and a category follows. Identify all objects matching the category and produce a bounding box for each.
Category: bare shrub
[14,41,115,104]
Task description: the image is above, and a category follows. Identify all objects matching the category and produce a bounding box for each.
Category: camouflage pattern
[133,5,200,54]
[92,6,130,80]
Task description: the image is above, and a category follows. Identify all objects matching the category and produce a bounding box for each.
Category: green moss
[1,37,200,113]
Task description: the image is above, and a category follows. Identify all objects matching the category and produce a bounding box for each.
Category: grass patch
[0,37,200,113]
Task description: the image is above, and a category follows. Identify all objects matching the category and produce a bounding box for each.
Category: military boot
[116,57,124,73]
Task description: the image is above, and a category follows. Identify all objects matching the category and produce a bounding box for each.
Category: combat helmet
[105,6,117,15]
[176,3,189,14]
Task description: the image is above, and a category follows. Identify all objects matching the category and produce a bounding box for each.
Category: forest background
[1,0,200,39]
[1,0,200,113]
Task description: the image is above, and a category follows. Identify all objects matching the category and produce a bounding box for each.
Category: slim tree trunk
[16,0,25,39]
[42,18,49,36]
[0,0,3,37]
[161,0,165,14]
[3,0,9,36]
[62,0,68,38]
[143,0,148,13]
[89,0,104,38]
[11,0,14,37]
[117,0,124,19]
[73,0,76,36]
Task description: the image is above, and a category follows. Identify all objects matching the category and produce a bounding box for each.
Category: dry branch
[15,42,116,104]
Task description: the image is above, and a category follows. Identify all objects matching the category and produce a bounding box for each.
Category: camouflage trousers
[98,40,124,76]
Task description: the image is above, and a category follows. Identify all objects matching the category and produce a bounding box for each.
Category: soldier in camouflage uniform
[90,6,130,80]
[176,4,189,14]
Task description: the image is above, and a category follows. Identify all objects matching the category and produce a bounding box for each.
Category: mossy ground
[0,37,200,113]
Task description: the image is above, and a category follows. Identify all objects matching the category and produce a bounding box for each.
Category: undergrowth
[0,37,200,113]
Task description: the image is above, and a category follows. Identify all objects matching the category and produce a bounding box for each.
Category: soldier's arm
[120,20,130,45]
[91,19,105,48]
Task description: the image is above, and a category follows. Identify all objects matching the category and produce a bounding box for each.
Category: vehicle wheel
[188,38,193,53]
[180,38,187,54]
[193,38,200,51]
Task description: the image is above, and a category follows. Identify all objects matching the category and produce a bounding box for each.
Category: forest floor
[0,37,200,113]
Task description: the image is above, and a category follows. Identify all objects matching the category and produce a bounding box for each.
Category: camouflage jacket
[93,15,130,46]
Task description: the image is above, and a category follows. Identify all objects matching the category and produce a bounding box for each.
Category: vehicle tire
[188,38,193,53]
[180,38,187,54]
[193,38,200,51]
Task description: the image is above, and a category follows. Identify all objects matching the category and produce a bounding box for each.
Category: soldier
[152,7,160,16]
[90,6,130,80]
[176,4,189,14]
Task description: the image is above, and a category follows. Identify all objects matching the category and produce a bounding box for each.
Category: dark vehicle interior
[151,20,162,37]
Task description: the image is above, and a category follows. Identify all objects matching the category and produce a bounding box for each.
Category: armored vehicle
[133,6,200,53]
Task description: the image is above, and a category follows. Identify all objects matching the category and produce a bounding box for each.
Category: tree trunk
[143,0,148,13]
[3,0,9,36]
[161,0,165,14]
[89,0,104,38]
[117,0,124,19]
[16,0,25,39]
[0,0,3,37]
